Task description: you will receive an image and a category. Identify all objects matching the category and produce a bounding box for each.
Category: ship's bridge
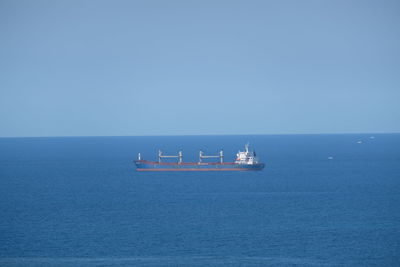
[235,144,259,164]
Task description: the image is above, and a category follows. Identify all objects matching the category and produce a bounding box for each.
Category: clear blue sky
[1,0,399,137]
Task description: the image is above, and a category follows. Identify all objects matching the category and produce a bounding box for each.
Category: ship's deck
[135,160,237,165]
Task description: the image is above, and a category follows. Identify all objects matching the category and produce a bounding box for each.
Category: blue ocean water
[0,134,399,266]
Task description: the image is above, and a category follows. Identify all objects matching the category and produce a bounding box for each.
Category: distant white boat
[357,141,363,144]
[328,156,333,160]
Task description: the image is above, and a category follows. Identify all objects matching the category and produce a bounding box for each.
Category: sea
[0,134,399,266]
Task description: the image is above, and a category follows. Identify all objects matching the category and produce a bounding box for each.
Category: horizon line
[0,132,399,139]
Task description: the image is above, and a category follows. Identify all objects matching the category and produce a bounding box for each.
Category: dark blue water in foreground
[0,134,399,266]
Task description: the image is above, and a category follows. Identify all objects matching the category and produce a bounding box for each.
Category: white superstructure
[235,144,259,165]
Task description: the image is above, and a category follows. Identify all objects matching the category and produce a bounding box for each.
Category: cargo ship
[134,144,265,171]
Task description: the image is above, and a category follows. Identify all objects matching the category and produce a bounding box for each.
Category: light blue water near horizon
[0,134,399,266]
